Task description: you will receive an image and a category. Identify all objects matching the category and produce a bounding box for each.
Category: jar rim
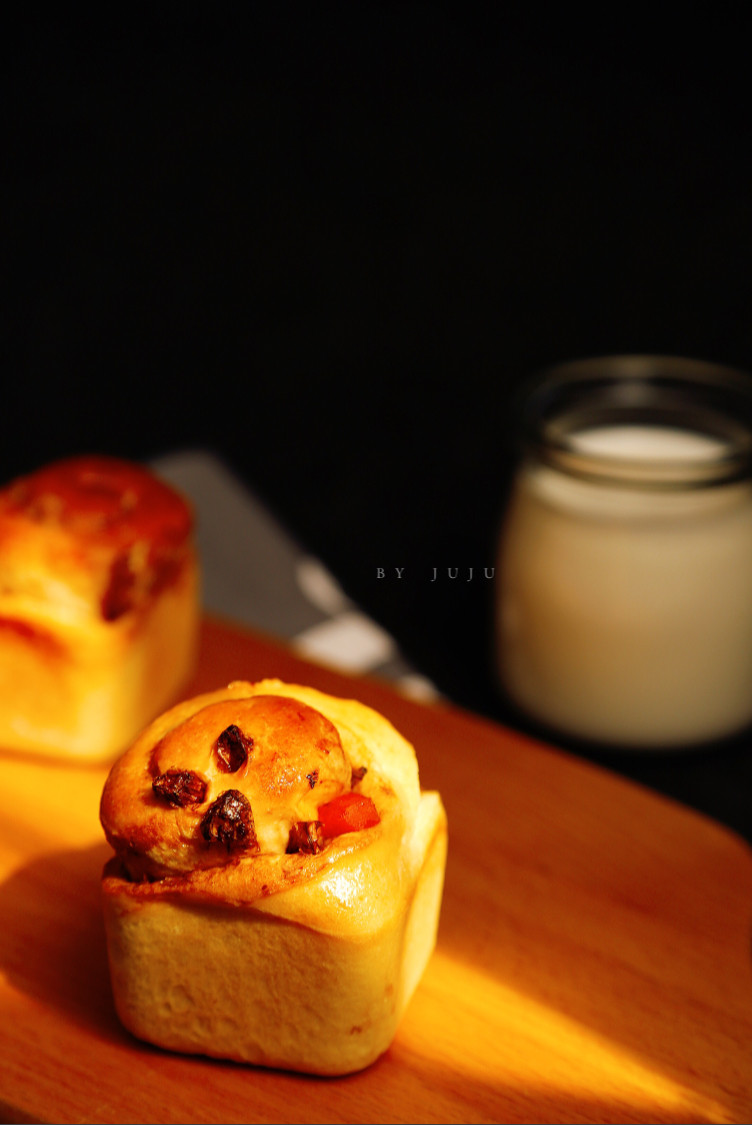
[518,355,752,489]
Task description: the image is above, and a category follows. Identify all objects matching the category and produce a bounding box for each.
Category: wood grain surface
[1,615,750,1125]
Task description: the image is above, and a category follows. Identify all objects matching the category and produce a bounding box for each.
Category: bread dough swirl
[101,679,431,937]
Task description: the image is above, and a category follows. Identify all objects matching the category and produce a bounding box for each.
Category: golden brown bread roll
[0,455,199,761]
[100,679,447,1075]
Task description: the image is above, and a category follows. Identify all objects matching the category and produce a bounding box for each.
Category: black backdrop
[3,5,752,837]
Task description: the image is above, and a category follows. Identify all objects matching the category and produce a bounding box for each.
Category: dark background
[3,5,752,839]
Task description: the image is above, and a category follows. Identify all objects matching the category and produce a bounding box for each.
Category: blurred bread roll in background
[0,455,200,762]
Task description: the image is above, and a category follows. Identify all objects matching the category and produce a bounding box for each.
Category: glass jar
[496,355,752,750]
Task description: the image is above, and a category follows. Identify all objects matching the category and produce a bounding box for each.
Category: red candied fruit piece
[317,792,380,838]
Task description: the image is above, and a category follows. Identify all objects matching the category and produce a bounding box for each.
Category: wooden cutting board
[1,615,750,1125]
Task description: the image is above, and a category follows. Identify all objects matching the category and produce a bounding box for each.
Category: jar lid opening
[521,356,752,489]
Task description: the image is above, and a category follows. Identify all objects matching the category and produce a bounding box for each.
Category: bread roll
[0,455,199,761]
[100,679,447,1075]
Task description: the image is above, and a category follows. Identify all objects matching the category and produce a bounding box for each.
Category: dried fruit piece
[101,552,136,621]
[201,789,256,850]
[152,769,207,807]
[215,724,253,773]
[286,820,324,855]
[350,765,368,787]
[318,792,380,837]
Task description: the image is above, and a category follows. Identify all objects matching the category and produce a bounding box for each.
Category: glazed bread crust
[100,680,447,1074]
[0,455,199,760]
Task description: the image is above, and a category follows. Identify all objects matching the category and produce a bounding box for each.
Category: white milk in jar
[496,357,752,749]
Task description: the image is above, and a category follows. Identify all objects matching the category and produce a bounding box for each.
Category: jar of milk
[496,355,752,750]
